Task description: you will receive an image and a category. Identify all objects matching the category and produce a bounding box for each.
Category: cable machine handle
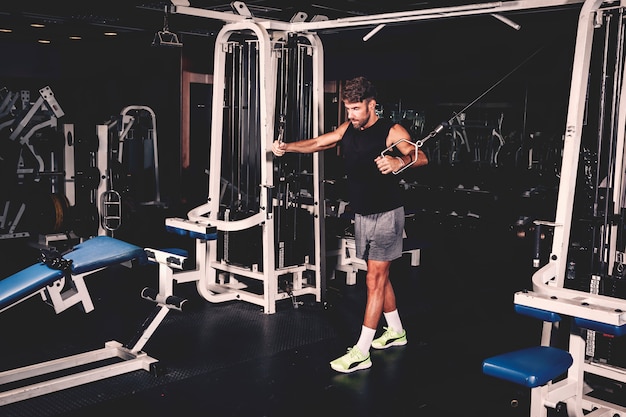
[380,138,419,175]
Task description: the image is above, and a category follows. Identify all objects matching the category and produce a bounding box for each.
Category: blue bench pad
[0,236,144,310]
[574,317,626,337]
[66,236,145,275]
[165,225,217,241]
[482,346,573,388]
[0,264,64,310]
[515,304,562,322]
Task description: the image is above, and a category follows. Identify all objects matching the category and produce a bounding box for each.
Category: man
[272,76,428,373]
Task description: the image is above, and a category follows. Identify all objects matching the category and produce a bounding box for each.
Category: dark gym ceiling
[0,0,586,119]
[0,1,584,43]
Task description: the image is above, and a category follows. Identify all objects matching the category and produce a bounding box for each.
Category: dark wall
[0,7,580,208]
[0,32,185,204]
[321,8,579,137]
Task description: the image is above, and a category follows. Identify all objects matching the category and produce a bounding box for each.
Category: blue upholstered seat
[482,346,573,388]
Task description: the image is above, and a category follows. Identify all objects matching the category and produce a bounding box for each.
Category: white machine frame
[96,105,164,236]
[167,0,587,314]
[0,86,71,240]
[494,1,626,416]
[163,19,326,314]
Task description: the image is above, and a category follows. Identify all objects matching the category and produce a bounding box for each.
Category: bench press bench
[0,235,192,406]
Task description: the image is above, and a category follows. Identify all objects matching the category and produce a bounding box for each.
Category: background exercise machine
[483,1,626,416]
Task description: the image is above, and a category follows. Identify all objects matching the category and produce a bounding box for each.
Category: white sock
[384,310,403,333]
[356,325,376,355]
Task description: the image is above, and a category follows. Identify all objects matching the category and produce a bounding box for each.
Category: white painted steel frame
[166,2,591,316]
[208,21,278,314]
[118,105,163,205]
[0,341,158,406]
[171,1,586,33]
[170,21,326,314]
[512,1,626,416]
[301,32,326,306]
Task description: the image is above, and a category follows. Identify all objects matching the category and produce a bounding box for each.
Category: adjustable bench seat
[0,236,146,312]
[482,304,572,388]
[482,346,573,388]
[0,236,178,406]
[483,304,626,387]
[486,283,626,416]
[0,264,64,312]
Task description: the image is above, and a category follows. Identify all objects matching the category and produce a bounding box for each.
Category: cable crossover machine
[483,1,626,416]
[163,0,607,319]
[165,2,326,314]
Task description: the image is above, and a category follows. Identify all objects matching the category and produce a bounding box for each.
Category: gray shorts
[354,206,404,262]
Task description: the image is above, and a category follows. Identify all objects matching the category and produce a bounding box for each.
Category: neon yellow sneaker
[371,327,407,349]
[330,346,372,373]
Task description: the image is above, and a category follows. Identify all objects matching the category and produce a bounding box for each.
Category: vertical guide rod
[605,9,625,271]
[590,11,612,277]
[245,41,252,209]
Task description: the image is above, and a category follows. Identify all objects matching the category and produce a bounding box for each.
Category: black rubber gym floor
[0,221,541,417]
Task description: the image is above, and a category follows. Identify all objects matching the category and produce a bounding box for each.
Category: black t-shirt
[341,118,403,215]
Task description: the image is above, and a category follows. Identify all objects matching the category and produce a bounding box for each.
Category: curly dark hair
[342,76,377,103]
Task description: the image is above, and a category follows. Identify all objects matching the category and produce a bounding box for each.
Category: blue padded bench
[482,346,573,388]
[483,303,626,388]
[514,302,626,336]
[482,304,572,388]
[514,304,562,322]
[0,236,181,407]
[0,236,145,312]
[166,224,217,241]
[574,317,626,337]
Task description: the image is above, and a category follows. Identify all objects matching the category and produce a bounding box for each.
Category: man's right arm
[272,122,349,156]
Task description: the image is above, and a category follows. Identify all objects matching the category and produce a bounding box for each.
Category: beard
[350,113,371,130]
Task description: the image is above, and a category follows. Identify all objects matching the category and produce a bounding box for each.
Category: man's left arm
[387,124,428,172]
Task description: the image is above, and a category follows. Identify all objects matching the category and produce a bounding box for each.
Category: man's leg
[382,274,403,331]
[330,208,405,372]
[330,260,391,373]
[363,260,393,329]
[354,260,393,353]
[371,270,407,349]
